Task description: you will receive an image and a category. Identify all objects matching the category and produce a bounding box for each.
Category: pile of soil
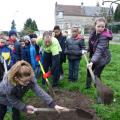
[25,90,100,120]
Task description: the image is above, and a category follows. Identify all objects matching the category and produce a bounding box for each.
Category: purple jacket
[88,29,112,64]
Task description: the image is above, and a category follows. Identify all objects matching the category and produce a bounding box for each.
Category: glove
[36,55,40,61]
[43,71,51,79]
[82,50,87,55]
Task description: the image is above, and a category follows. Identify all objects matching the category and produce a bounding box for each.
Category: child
[0,38,14,70]
[0,60,67,120]
[29,34,41,78]
[30,38,40,78]
[19,37,31,64]
[65,26,85,82]
[86,18,112,89]
[23,35,31,64]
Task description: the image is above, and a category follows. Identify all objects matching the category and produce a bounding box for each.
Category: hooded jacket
[88,29,112,64]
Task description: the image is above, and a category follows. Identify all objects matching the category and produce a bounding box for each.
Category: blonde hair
[8,60,34,85]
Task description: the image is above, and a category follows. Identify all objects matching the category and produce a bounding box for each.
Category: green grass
[4,44,120,120]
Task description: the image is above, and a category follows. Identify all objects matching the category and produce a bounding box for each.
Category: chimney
[55,2,57,7]
[81,2,84,8]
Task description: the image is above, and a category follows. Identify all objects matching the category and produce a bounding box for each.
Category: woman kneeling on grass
[0,60,67,120]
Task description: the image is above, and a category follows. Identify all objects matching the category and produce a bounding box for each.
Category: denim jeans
[68,59,80,81]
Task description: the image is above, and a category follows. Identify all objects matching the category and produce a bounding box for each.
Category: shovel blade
[95,77,114,105]
[75,108,94,119]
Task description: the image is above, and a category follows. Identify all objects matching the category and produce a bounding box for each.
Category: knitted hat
[24,35,30,41]
[8,30,17,37]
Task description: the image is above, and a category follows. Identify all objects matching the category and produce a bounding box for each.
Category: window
[57,12,63,19]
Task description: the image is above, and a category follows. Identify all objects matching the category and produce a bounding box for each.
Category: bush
[108,24,120,33]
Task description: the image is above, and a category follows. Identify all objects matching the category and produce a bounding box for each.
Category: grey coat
[0,73,55,112]
[65,35,85,60]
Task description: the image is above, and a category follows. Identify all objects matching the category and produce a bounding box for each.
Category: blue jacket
[21,46,31,64]
[14,41,21,62]
[30,45,37,71]
[0,45,14,69]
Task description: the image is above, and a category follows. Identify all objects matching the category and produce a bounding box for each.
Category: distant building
[55,2,113,33]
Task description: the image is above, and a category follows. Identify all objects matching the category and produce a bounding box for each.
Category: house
[55,2,113,33]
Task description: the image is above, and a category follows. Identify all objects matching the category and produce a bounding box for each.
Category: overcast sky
[0,0,117,31]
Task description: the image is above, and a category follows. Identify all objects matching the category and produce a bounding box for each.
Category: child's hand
[87,62,93,68]
[26,105,35,114]
[82,50,87,55]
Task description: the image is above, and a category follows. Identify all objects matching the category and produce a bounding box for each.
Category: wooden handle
[34,108,73,112]
[83,54,96,84]
[34,108,56,112]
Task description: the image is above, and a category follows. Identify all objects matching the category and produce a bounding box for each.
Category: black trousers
[0,104,20,120]
[86,63,105,88]
[60,61,64,75]
[42,52,60,87]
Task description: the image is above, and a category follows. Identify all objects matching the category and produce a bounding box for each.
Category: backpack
[0,55,5,81]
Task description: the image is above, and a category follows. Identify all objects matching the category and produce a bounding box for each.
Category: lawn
[4,44,120,120]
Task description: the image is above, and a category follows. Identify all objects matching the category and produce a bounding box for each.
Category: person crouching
[0,60,67,120]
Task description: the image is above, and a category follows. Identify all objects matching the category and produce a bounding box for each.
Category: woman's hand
[54,105,69,113]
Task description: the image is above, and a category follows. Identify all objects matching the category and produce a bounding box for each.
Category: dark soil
[25,90,100,120]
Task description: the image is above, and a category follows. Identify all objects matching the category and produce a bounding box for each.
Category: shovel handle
[34,108,55,112]
[83,54,96,84]
[38,61,55,97]
[38,61,51,86]
[33,107,93,119]
[34,108,71,112]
